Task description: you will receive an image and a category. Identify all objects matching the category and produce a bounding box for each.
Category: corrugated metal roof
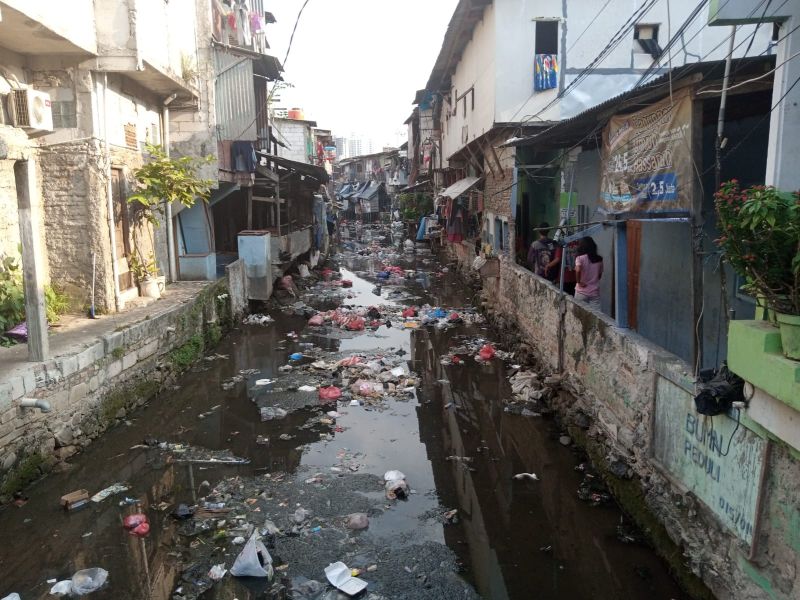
[440,176,481,199]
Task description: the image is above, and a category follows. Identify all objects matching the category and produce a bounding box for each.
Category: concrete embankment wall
[453,250,800,600]
[0,260,248,502]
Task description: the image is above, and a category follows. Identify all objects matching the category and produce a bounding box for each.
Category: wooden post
[614,221,629,329]
[14,160,49,362]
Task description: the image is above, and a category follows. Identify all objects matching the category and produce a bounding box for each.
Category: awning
[401,179,430,193]
[256,152,330,183]
[440,176,481,199]
[337,183,354,198]
[356,182,382,200]
[208,182,240,207]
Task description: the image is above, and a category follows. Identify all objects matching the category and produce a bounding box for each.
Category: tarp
[600,88,693,215]
[440,176,481,199]
[356,182,381,201]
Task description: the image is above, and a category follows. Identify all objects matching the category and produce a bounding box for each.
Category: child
[574,236,603,310]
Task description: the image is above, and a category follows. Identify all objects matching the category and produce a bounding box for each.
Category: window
[51,100,77,128]
[634,24,662,58]
[535,20,558,55]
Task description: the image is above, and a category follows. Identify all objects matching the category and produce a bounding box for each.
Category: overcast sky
[267,0,458,148]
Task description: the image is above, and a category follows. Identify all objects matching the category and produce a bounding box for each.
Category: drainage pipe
[163,93,178,282]
[101,72,123,312]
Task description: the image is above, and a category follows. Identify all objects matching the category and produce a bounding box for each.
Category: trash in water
[319,386,342,401]
[90,483,129,503]
[292,507,311,523]
[290,577,326,600]
[1,594,21,600]
[513,472,539,481]
[122,513,150,536]
[298,385,317,392]
[230,532,273,579]
[243,313,274,325]
[346,513,369,530]
[260,406,288,421]
[384,470,409,500]
[289,352,303,361]
[208,563,227,581]
[325,561,368,596]
[255,378,275,386]
[478,344,496,361]
[308,314,324,326]
[51,568,109,596]
[172,504,194,520]
[60,489,89,510]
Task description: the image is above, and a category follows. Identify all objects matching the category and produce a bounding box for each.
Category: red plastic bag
[308,314,324,326]
[401,307,417,318]
[478,344,496,361]
[339,356,362,367]
[319,386,342,401]
[344,316,365,331]
[123,513,148,529]
[130,521,150,537]
[341,279,353,288]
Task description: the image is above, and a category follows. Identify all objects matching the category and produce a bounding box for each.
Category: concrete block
[50,389,69,410]
[107,360,122,379]
[77,343,104,371]
[22,369,36,394]
[8,376,24,401]
[103,331,124,354]
[0,383,12,411]
[59,355,79,379]
[0,408,17,425]
[122,352,137,371]
[87,375,100,392]
[138,339,159,360]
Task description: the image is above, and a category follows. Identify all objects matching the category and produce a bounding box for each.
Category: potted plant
[128,251,161,299]
[715,180,800,359]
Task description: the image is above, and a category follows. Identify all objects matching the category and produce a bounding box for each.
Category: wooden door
[627,220,642,330]
[111,169,134,291]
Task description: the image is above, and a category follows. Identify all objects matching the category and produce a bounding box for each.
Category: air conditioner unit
[8,88,54,135]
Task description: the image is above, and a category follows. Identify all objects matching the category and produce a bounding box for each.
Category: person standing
[574,236,603,310]
[527,222,561,282]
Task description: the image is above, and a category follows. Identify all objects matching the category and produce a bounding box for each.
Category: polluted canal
[0,226,692,600]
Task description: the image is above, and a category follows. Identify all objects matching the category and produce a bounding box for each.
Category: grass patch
[111,347,125,359]
[1,453,44,497]
[169,334,204,370]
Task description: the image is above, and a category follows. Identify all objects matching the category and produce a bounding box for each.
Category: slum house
[410,0,773,276]
[353,180,390,223]
[184,0,283,282]
[0,0,215,324]
[491,55,800,600]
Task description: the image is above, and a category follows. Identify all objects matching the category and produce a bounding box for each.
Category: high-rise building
[334,136,348,160]
[348,138,362,158]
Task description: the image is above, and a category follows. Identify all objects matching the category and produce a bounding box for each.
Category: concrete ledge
[728,320,800,411]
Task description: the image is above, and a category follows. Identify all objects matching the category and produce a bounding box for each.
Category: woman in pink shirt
[574,237,603,310]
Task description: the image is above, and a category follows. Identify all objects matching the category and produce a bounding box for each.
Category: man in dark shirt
[527,222,561,282]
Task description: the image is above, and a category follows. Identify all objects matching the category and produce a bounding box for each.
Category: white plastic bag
[298,264,311,278]
[230,532,273,578]
[70,568,108,595]
[1,594,21,600]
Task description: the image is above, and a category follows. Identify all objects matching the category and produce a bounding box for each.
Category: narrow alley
[0,226,689,599]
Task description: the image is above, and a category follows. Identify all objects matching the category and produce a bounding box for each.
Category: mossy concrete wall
[474,255,800,600]
[0,277,238,502]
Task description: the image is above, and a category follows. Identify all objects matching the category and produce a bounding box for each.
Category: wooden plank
[14,160,49,361]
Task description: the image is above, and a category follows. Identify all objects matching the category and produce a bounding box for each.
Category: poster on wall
[653,376,767,546]
[534,54,559,91]
[600,88,693,214]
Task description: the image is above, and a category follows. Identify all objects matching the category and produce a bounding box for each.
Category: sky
[266,0,459,149]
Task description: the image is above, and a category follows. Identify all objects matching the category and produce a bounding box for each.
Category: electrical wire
[696,49,800,94]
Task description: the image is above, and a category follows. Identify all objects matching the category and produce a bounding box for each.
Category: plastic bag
[298,264,310,278]
[401,307,417,318]
[318,386,342,401]
[290,577,327,600]
[123,513,147,529]
[478,344,496,361]
[71,568,108,595]
[1,594,21,600]
[344,316,365,331]
[384,470,409,500]
[230,532,273,578]
[339,356,362,367]
[260,406,288,421]
[346,513,369,530]
[308,314,324,326]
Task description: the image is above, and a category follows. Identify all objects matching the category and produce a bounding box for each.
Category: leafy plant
[128,144,214,227]
[0,253,25,343]
[715,180,800,315]
[44,285,69,324]
[398,192,433,222]
[128,251,159,282]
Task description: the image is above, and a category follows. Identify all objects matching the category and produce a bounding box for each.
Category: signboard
[600,88,693,214]
[653,376,767,545]
[534,54,559,91]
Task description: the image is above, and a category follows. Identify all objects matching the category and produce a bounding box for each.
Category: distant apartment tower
[348,137,363,157]
[335,136,348,160]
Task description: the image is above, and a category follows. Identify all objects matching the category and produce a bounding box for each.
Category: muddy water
[0,238,690,600]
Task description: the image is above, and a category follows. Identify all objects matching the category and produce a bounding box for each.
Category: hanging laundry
[250,11,265,33]
[231,141,257,173]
